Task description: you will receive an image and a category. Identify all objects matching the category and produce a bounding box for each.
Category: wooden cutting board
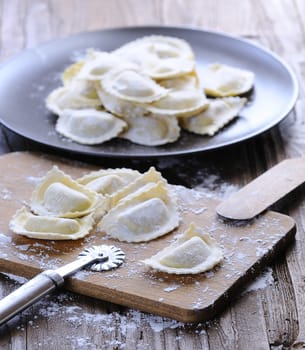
[0,152,296,322]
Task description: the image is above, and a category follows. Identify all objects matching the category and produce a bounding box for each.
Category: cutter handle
[0,270,64,326]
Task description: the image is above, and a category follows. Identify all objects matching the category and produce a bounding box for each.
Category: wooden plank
[251,0,305,347]
[253,0,305,59]
[278,89,305,348]
[262,259,299,348]
[0,151,296,324]
[162,0,256,36]
[0,0,304,348]
[0,0,26,60]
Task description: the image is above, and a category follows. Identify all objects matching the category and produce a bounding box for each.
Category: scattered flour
[242,267,274,294]
[0,188,12,200]
[0,232,12,244]
[163,284,180,292]
[26,175,45,186]
[157,157,239,200]
[2,272,28,285]
[1,271,208,349]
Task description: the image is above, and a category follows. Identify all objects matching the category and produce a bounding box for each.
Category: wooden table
[0,1,304,349]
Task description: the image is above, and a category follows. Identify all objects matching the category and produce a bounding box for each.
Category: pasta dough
[30,166,103,218]
[77,51,137,81]
[46,80,101,115]
[142,223,223,274]
[78,168,141,195]
[56,108,127,145]
[180,97,247,136]
[158,73,199,91]
[95,82,149,119]
[9,207,95,240]
[113,35,195,79]
[98,181,180,242]
[146,89,209,118]
[201,63,255,97]
[45,35,254,146]
[109,166,166,208]
[101,68,168,104]
[10,165,180,243]
[119,113,180,146]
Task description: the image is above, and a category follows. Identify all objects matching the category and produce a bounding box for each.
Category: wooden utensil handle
[216,157,305,220]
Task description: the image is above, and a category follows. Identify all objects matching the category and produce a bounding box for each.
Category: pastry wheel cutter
[0,245,125,326]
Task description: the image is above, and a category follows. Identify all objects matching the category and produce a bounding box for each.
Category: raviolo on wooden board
[0,152,296,322]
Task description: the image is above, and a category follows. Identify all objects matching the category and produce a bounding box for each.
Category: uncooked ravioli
[95,84,149,119]
[98,181,180,242]
[76,51,137,81]
[61,61,85,85]
[114,35,194,61]
[45,35,254,147]
[180,97,247,136]
[146,89,209,118]
[30,166,103,218]
[77,168,141,195]
[9,207,95,240]
[55,108,127,145]
[158,73,199,91]
[113,35,195,79]
[109,166,167,208]
[201,63,254,97]
[46,80,101,114]
[142,223,223,274]
[141,56,195,80]
[119,113,180,146]
[101,68,169,103]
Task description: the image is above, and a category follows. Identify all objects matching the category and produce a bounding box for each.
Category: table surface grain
[0,1,305,349]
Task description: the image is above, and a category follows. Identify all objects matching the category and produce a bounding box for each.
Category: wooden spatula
[216,157,305,220]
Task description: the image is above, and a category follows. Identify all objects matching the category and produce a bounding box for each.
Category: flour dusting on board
[0,153,295,341]
[0,189,12,200]
[157,157,240,199]
[2,276,204,349]
[242,267,274,294]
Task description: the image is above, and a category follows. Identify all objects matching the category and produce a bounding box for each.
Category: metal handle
[0,270,64,326]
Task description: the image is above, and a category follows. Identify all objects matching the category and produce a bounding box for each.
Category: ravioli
[30,166,103,218]
[119,113,180,146]
[142,223,223,274]
[56,108,127,145]
[45,36,255,147]
[180,97,247,136]
[101,68,169,103]
[46,80,101,114]
[141,57,195,80]
[62,61,85,85]
[98,181,180,242]
[9,207,95,240]
[114,35,194,61]
[109,167,166,208]
[77,51,137,81]
[96,84,148,118]
[201,63,255,97]
[158,73,199,91]
[147,89,209,118]
[77,168,141,195]
[114,35,195,79]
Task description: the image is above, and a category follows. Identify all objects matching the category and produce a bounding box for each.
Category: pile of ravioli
[9,166,223,275]
[46,35,254,146]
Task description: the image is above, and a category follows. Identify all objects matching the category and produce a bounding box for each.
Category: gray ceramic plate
[0,26,298,158]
